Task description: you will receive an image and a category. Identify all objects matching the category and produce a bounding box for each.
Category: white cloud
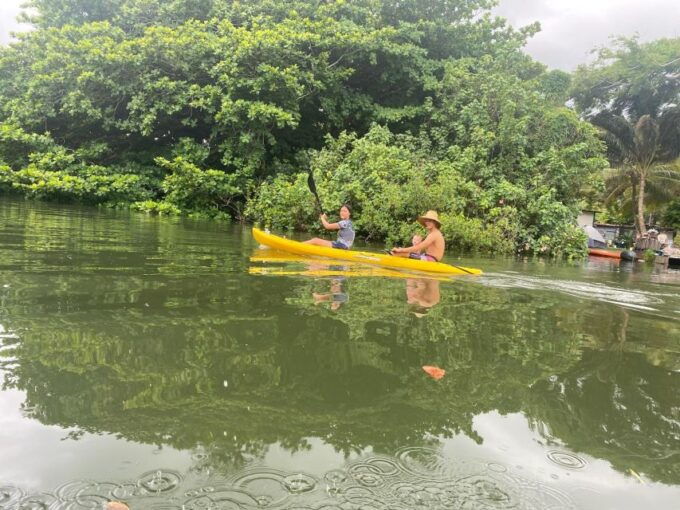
[0,0,31,44]
[494,0,680,69]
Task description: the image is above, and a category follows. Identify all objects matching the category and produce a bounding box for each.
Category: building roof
[594,223,675,233]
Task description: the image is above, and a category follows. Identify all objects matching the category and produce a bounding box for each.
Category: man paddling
[391,210,444,262]
[303,204,355,249]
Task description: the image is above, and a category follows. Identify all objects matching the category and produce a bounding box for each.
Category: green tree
[571,37,680,235]
[603,162,680,226]
[662,198,680,230]
[1,0,607,254]
[248,56,606,257]
[2,0,537,215]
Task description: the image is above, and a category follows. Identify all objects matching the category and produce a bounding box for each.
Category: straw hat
[417,210,441,227]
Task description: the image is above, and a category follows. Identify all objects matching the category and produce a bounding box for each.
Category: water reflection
[0,200,679,509]
[312,273,349,311]
[406,278,441,317]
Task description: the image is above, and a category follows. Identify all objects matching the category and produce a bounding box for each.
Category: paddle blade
[307,170,323,213]
[307,171,318,195]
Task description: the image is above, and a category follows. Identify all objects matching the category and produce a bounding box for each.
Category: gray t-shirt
[337,219,355,248]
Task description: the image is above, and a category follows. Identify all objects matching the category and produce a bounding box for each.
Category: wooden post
[654,254,669,269]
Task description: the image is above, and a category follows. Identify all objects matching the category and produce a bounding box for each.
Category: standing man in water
[303,204,355,249]
[390,210,444,262]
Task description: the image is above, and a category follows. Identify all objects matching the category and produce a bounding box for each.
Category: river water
[0,199,678,509]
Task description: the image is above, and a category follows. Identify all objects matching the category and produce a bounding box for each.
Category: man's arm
[394,234,434,254]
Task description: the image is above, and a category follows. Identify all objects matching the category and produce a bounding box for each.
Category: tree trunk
[631,180,638,232]
[636,173,646,236]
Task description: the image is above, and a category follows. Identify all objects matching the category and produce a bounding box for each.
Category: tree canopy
[571,37,680,234]
[0,0,608,255]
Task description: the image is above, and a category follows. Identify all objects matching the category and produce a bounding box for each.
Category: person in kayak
[390,210,444,262]
[303,204,355,249]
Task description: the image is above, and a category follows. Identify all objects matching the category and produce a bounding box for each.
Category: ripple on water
[15,494,55,510]
[487,463,508,473]
[547,451,587,470]
[324,469,347,485]
[285,507,345,510]
[0,486,24,506]
[137,470,183,493]
[182,487,259,510]
[3,452,579,510]
[111,482,139,500]
[255,494,273,506]
[394,446,449,478]
[389,479,458,508]
[364,457,401,477]
[282,474,316,494]
[230,468,296,506]
[460,475,513,508]
[55,480,120,508]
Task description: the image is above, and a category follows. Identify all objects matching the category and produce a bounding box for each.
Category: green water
[0,199,679,509]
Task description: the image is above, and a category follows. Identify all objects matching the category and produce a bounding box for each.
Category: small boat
[252,228,482,276]
[588,248,636,261]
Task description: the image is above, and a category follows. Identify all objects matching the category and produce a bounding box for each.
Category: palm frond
[633,115,660,167]
[589,111,635,152]
[599,131,630,165]
[604,182,630,205]
[647,158,680,178]
[645,180,679,206]
[639,159,680,206]
[658,106,680,160]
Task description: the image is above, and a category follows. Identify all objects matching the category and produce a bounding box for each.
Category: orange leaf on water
[106,503,130,510]
[422,365,445,380]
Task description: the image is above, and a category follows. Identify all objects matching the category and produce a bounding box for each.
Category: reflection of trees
[1,273,588,473]
[0,199,238,278]
[0,203,679,483]
[518,301,680,484]
[2,272,679,480]
[527,349,680,484]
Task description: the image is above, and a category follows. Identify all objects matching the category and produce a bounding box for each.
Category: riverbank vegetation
[0,1,677,255]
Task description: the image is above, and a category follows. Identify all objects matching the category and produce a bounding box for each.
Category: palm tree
[571,37,680,235]
[592,110,680,236]
[603,163,680,225]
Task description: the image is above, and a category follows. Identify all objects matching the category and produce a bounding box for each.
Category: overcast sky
[1,0,679,70]
[493,0,680,69]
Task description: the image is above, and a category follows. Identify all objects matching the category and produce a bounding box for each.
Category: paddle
[385,249,475,274]
[307,170,324,215]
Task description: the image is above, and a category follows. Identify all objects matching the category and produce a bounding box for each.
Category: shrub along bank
[0,0,607,256]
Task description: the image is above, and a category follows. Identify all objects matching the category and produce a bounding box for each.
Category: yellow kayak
[249,266,450,280]
[252,228,482,276]
[249,250,451,281]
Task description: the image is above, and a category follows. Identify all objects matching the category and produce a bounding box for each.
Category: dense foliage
[571,37,680,235]
[0,0,608,255]
[663,199,680,230]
